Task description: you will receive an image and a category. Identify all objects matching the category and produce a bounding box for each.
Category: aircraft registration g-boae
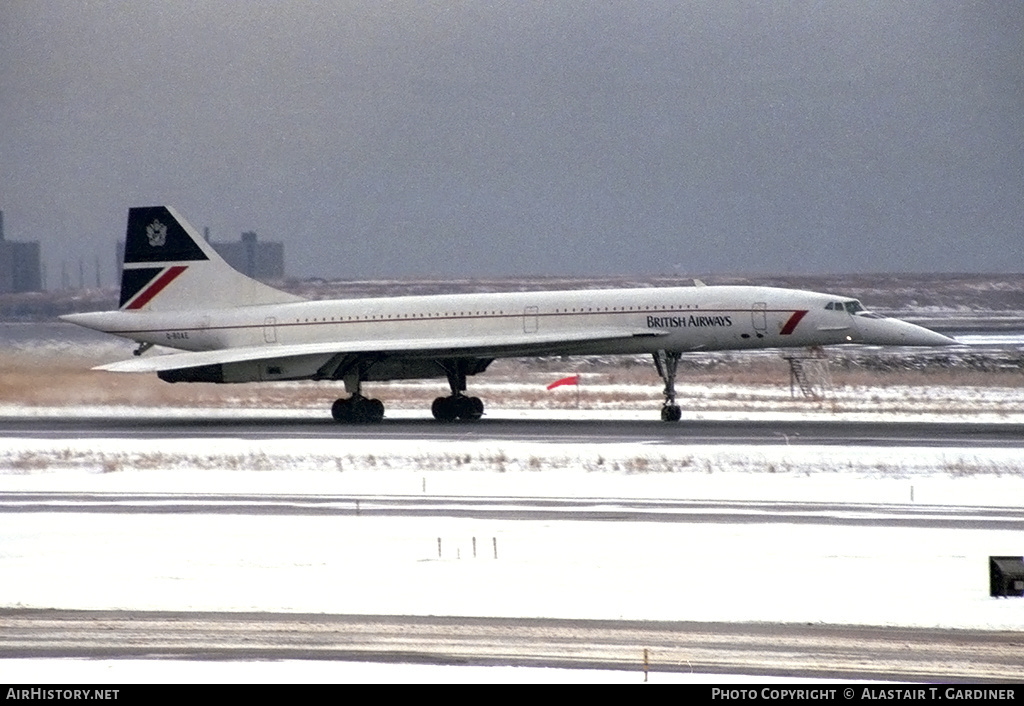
[63,207,955,422]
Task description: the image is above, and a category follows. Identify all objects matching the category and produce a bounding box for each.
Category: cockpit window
[826,300,868,313]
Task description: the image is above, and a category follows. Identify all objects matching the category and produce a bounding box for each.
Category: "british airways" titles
[647,314,733,328]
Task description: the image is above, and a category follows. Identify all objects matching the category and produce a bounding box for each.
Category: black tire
[331,398,351,422]
[348,396,384,423]
[432,396,456,421]
[463,396,484,420]
[365,398,385,423]
[333,396,384,423]
[660,404,682,422]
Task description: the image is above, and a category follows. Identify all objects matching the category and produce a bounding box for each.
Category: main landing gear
[431,394,484,422]
[653,350,682,422]
[330,363,385,423]
[327,357,490,423]
[331,395,385,423]
[432,360,484,422]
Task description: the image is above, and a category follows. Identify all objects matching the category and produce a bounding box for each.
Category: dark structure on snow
[990,556,1024,598]
[0,210,43,294]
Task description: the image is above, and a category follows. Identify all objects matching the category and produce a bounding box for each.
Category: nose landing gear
[654,350,682,422]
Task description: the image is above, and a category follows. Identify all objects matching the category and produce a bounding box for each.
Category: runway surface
[3,415,1024,447]
[3,491,1023,530]
[2,609,1020,682]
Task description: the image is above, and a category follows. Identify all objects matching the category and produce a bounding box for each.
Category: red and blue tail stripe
[119,265,188,309]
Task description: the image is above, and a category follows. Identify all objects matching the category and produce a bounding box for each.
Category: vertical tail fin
[119,206,302,311]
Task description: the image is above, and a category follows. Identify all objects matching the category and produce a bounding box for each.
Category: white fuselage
[67,284,948,363]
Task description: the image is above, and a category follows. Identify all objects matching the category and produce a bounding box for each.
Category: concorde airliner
[62,207,954,422]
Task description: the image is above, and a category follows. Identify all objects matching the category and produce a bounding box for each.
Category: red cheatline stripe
[546,375,579,390]
[779,309,808,335]
[126,265,188,310]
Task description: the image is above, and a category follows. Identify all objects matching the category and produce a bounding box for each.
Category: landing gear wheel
[460,396,484,420]
[660,404,682,422]
[368,398,385,421]
[432,395,484,421]
[433,360,487,422]
[332,398,351,422]
[332,396,385,423]
[432,396,456,422]
[352,397,385,424]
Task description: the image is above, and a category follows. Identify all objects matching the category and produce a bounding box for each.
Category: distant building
[116,229,285,282]
[210,231,285,280]
[0,211,43,293]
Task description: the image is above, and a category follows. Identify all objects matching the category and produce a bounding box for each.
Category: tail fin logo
[124,207,208,264]
[146,220,167,247]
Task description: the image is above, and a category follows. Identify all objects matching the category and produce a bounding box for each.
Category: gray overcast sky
[2,1,1022,282]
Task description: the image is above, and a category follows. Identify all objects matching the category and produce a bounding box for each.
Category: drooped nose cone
[856,316,956,346]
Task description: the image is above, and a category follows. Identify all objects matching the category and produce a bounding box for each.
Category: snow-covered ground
[1,417,1022,627]
[4,425,1021,682]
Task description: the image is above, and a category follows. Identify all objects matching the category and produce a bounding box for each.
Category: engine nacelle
[157,354,333,383]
